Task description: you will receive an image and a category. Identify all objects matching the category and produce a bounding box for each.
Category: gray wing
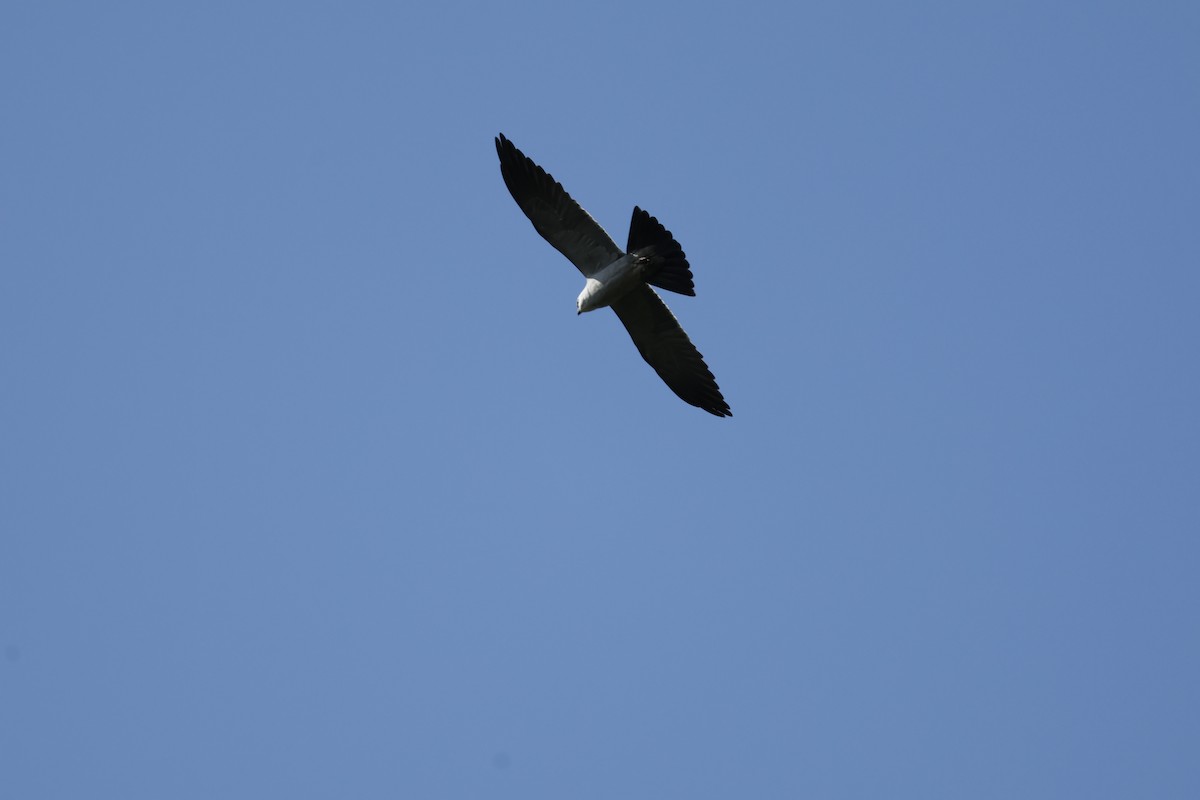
[495,134,622,276]
[611,285,731,417]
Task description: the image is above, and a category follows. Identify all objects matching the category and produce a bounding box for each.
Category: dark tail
[626,206,695,296]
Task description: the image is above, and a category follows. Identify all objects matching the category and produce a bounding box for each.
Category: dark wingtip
[704,401,732,417]
[701,393,732,417]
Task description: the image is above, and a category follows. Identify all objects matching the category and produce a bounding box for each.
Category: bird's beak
[577,309,582,316]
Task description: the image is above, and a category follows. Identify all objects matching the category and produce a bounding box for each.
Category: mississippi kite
[495,133,731,417]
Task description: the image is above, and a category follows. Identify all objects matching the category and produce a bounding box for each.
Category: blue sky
[2,2,1198,797]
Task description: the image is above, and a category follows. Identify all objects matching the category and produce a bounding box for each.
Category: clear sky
[3,2,1198,797]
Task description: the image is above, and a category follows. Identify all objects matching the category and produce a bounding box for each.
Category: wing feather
[610,285,731,417]
[495,134,622,276]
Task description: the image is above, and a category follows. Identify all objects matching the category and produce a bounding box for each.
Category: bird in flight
[495,133,731,417]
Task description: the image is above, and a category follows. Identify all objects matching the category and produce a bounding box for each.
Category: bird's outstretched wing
[611,285,731,417]
[495,134,622,276]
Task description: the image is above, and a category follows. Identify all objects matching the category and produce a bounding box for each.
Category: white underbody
[576,253,644,313]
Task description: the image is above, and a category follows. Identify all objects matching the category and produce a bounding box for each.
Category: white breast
[576,254,643,313]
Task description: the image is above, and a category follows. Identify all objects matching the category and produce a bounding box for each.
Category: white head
[576,277,603,314]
